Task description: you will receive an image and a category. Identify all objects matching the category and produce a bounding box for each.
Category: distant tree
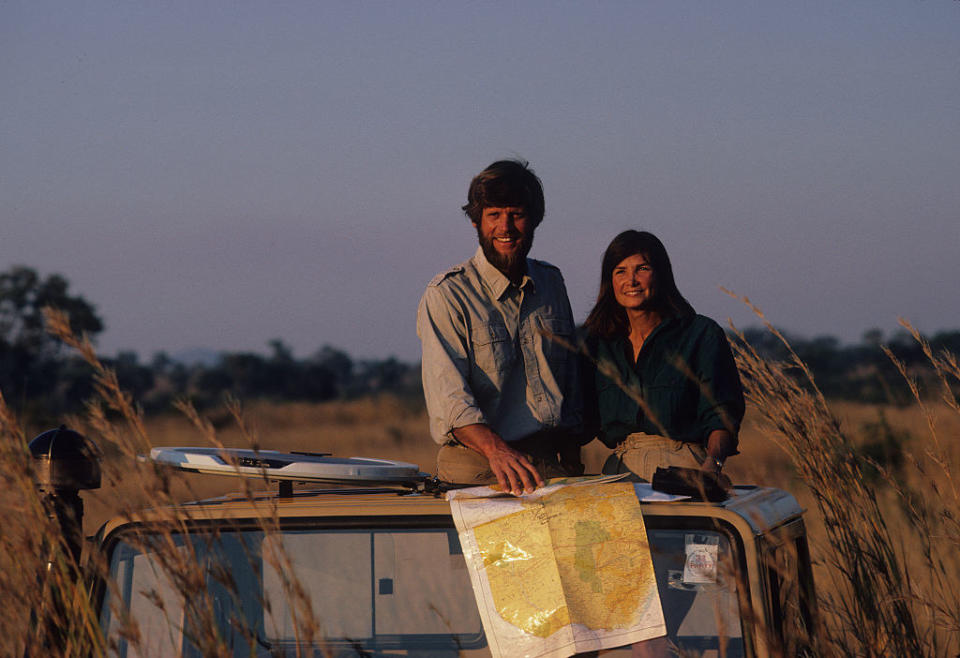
[353,357,420,397]
[188,340,341,405]
[312,345,354,396]
[0,266,103,355]
[736,324,931,405]
[50,356,97,412]
[137,351,180,411]
[734,327,792,361]
[216,352,272,398]
[930,331,960,358]
[109,351,155,401]
[862,328,884,347]
[795,335,842,373]
[0,266,103,419]
[266,339,338,400]
[268,338,294,363]
[886,329,925,362]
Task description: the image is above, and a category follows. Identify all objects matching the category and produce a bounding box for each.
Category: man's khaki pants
[437,439,571,486]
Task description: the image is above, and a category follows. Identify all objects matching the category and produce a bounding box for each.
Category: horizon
[85,313,955,365]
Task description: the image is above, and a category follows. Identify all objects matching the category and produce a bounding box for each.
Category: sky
[3,1,959,363]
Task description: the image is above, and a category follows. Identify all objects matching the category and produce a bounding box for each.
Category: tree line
[2,265,957,426]
[0,266,420,424]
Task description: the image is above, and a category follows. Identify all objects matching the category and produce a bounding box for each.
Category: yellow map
[448,478,666,658]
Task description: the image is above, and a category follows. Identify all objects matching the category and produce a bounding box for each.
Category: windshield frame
[95,507,757,657]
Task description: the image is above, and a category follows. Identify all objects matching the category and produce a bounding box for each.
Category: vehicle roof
[97,482,804,541]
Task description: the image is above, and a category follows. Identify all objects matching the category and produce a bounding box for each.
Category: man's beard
[477,228,533,278]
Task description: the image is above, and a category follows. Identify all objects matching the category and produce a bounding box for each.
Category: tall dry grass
[725,299,960,657]
[1,310,344,657]
[2,305,959,656]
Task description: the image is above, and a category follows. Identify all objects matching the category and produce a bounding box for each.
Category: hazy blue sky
[3,1,958,362]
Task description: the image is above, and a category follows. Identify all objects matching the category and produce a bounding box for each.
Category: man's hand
[452,424,543,495]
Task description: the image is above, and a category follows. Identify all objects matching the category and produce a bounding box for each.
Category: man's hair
[462,159,545,226]
[583,230,695,339]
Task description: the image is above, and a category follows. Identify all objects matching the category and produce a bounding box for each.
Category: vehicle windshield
[99,522,743,657]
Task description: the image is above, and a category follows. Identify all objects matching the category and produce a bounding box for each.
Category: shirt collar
[472,246,534,299]
[614,315,685,361]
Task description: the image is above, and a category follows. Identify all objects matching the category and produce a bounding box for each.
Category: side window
[101,539,188,658]
[765,532,816,656]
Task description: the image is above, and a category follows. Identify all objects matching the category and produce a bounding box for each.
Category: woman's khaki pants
[601,433,706,482]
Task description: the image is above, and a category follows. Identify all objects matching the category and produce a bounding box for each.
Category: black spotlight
[29,425,102,563]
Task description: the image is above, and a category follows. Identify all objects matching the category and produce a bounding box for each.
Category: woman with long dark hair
[582,230,745,480]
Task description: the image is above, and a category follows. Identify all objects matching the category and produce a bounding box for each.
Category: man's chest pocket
[471,322,515,375]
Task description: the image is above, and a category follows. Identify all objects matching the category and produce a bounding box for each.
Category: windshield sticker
[683,533,719,584]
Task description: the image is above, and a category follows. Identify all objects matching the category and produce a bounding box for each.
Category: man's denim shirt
[417,247,582,445]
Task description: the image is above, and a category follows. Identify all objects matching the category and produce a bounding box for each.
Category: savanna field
[2,318,959,656]
[74,396,957,537]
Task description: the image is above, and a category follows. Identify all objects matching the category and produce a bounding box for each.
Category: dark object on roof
[652,466,730,502]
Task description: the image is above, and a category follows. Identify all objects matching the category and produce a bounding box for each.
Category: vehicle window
[262,528,484,644]
[656,529,743,656]
[100,526,485,657]
[100,538,189,658]
[596,529,744,658]
[765,534,816,656]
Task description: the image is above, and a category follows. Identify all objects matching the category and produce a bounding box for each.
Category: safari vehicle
[76,447,819,658]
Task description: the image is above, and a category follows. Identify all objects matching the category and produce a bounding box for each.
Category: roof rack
[147,447,437,497]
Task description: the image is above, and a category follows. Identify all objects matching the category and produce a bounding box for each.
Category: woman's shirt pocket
[643,367,698,440]
[595,374,641,442]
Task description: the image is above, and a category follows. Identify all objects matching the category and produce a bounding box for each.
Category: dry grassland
[83,395,957,547]
[81,395,439,535]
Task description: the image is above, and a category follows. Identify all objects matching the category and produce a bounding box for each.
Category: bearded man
[417,159,583,495]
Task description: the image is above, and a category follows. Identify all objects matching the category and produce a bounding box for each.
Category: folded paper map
[448,477,667,658]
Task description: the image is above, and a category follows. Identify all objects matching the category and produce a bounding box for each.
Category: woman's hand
[704,429,735,467]
[702,429,735,487]
[700,454,724,477]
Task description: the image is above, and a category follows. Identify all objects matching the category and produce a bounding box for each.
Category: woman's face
[611,253,656,310]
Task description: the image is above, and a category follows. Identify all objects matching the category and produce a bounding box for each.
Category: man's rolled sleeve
[417,287,487,444]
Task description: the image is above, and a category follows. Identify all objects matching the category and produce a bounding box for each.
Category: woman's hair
[462,159,545,226]
[583,230,695,339]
